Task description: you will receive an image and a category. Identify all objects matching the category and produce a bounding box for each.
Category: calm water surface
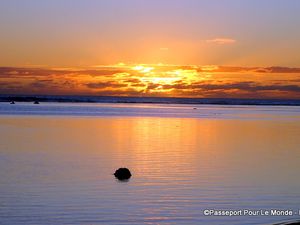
[0,103,300,225]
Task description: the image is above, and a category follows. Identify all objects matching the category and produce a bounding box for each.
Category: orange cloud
[1,65,300,98]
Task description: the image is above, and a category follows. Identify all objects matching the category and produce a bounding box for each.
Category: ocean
[0,101,300,225]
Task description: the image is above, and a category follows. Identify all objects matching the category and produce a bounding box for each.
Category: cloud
[1,65,300,82]
[0,67,67,78]
[146,83,161,90]
[160,81,300,98]
[260,67,300,73]
[94,88,144,97]
[1,65,300,98]
[0,67,127,79]
[206,38,236,45]
[195,82,300,93]
[86,81,128,89]
[193,66,300,73]
[82,69,127,76]
[162,81,300,93]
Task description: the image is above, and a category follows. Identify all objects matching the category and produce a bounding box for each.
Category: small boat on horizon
[33,101,40,104]
[10,101,15,104]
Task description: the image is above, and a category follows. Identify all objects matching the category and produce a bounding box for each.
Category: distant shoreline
[1,95,300,106]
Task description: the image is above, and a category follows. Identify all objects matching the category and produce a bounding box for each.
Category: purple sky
[0,0,300,67]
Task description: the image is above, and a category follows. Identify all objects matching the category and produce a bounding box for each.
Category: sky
[1,0,300,98]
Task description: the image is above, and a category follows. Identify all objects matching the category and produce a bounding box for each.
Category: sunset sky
[1,0,300,98]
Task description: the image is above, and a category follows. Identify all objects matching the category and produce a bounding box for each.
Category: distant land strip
[1,95,300,106]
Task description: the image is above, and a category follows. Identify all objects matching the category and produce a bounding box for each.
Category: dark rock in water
[34,101,39,104]
[10,101,15,104]
[114,168,132,180]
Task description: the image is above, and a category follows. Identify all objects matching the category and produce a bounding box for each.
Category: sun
[130,64,202,87]
[131,64,181,85]
[140,77,181,85]
[132,65,154,73]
